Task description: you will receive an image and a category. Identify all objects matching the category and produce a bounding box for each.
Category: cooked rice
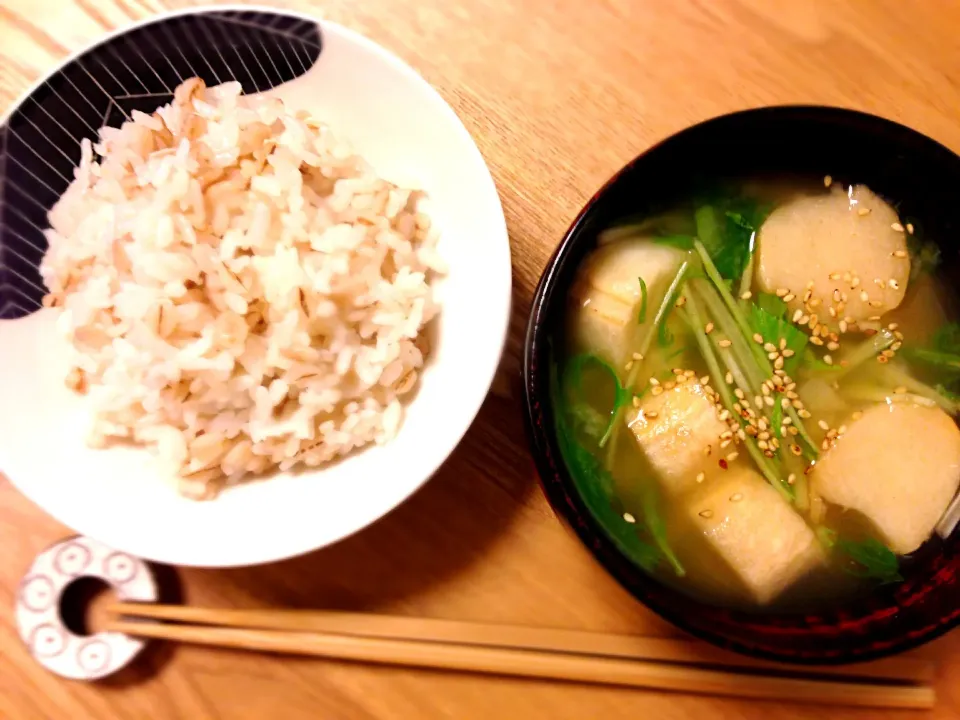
[39,77,444,499]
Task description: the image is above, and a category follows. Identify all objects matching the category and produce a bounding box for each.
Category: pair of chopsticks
[106,603,935,709]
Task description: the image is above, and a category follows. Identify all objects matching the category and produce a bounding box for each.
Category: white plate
[0,7,510,567]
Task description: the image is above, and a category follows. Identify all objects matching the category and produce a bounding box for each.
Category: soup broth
[554,177,960,610]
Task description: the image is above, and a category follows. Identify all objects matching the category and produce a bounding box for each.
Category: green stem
[693,245,819,458]
[692,280,766,391]
[875,364,960,414]
[681,293,794,503]
[602,259,691,463]
[830,330,896,380]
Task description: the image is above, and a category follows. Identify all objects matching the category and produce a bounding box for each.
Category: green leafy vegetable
[652,234,696,250]
[802,347,843,373]
[637,277,648,324]
[747,302,808,375]
[932,322,960,354]
[755,292,788,320]
[903,323,960,405]
[550,357,680,575]
[836,537,903,584]
[694,206,723,255]
[693,199,770,282]
[817,529,903,584]
[564,354,631,447]
[637,482,685,576]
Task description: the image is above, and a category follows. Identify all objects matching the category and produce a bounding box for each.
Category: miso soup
[553,177,960,610]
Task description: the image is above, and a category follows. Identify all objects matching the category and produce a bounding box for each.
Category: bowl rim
[0,5,512,567]
[522,104,960,664]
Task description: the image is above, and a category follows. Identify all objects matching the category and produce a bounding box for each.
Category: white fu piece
[15,535,158,680]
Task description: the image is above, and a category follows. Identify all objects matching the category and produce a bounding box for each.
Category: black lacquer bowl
[522,107,960,664]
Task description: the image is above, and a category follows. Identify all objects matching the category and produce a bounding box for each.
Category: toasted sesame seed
[632,396,641,408]
[700,375,710,385]
[869,300,884,308]
[782,349,797,359]
[699,509,714,519]
[624,360,634,371]
[665,381,677,391]
[704,445,712,456]
[809,297,822,308]
[718,339,732,348]
[788,426,800,435]
[623,512,636,523]
[740,291,752,300]
[858,207,871,216]
[877,355,889,364]
[889,279,899,290]
[850,276,861,288]
[779,425,787,436]
[799,409,812,418]
[823,355,833,365]
[811,336,824,346]
[646,411,659,419]
[839,320,848,333]
[790,443,802,456]
[906,222,915,235]
[685,369,696,377]
[767,350,778,360]
[763,396,775,407]
[828,307,837,318]
[650,377,660,385]
[783,293,796,302]
[891,341,902,351]
[652,386,664,395]
[888,322,899,330]
[799,314,811,325]
[859,290,869,302]
[729,492,744,502]
[875,278,886,289]
[792,309,804,323]
[838,425,848,435]
[761,384,771,396]
[868,316,881,322]
[818,419,830,431]
[725,371,733,385]
[822,439,832,451]
[726,452,740,462]
[705,322,715,334]
[894,250,908,258]
[676,295,687,307]
[774,356,785,370]
[737,428,746,440]
[827,342,840,351]
[776,288,789,297]
[672,367,684,375]
[781,397,791,409]
[720,430,734,440]
[824,175,832,187]
[788,473,797,485]
[758,440,769,450]
[761,342,774,353]
[753,333,764,344]
[829,272,841,281]
[891,222,904,232]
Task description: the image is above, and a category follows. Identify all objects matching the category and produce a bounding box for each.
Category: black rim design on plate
[0,10,323,320]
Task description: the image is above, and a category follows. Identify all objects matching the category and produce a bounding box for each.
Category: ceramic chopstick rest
[16,535,158,680]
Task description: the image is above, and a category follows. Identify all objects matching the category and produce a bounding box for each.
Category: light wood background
[3,0,960,718]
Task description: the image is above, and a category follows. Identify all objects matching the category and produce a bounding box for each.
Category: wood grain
[2,1,960,718]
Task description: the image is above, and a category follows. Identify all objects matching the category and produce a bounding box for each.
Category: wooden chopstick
[108,602,934,683]
[107,604,936,709]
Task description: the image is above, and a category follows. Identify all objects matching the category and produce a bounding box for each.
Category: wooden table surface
[3,0,960,717]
